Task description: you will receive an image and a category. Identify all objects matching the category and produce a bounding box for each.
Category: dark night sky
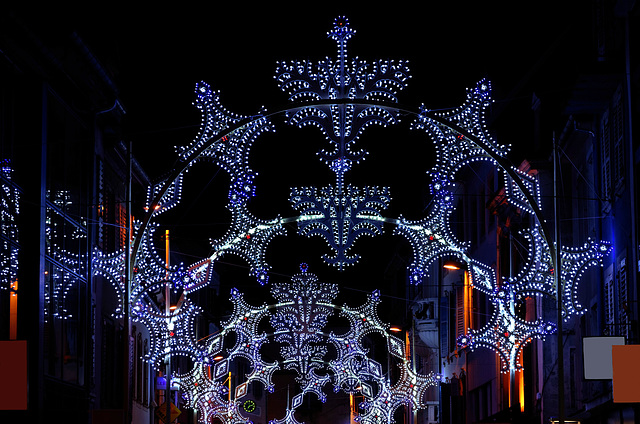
[13,4,592,310]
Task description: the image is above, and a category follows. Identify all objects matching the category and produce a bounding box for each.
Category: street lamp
[442,262,461,270]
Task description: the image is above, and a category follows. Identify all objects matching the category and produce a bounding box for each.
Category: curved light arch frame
[132,97,555,275]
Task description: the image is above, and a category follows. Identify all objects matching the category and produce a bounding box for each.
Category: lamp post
[553,134,565,424]
[124,139,132,424]
[165,229,172,424]
[441,260,469,424]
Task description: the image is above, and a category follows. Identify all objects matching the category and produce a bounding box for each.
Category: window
[471,382,492,421]
[447,271,473,353]
[137,333,143,401]
[43,262,86,385]
[611,88,624,193]
[143,339,149,406]
[456,287,465,340]
[441,296,449,354]
[603,265,614,334]
[0,165,19,292]
[618,257,628,340]
[101,317,123,408]
[0,165,20,340]
[600,85,625,209]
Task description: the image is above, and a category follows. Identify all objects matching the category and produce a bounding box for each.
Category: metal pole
[553,133,565,424]
[405,330,410,424]
[124,140,132,424]
[623,5,638,347]
[412,319,417,424]
[350,392,356,424]
[165,229,171,424]
[438,259,443,423]
[509,232,517,418]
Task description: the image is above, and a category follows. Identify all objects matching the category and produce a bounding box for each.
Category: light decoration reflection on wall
[86,15,614,422]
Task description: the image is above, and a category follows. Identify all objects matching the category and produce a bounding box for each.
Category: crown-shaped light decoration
[276,16,410,177]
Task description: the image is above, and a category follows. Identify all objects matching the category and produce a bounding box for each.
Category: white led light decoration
[290,185,391,270]
[269,405,304,424]
[85,15,615,423]
[457,284,557,373]
[277,16,410,172]
[209,203,285,285]
[170,265,438,423]
[0,162,20,291]
[412,79,508,191]
[457,223,612,371]
[145,173,184,216]
[132,296,204,368]
[503,166,541,215]
[92,248,126,317]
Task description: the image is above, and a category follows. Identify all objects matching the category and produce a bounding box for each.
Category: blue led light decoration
[84,15,617,422]
[412,79,509,193]
[0,161,20,291]
[456,283,558,373]
[209,203,285,285]
[408,73,612,372]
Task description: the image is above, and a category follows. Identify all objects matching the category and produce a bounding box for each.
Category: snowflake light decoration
[173,265,439,424]
[0,162,20,291]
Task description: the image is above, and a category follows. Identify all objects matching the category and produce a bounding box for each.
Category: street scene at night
[0,3,639,424]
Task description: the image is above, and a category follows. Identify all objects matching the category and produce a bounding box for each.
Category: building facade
[0,13,154,424]
[409,1,639,423]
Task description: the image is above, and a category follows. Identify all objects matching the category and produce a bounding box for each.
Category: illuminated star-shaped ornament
[174,362,217,409]
[559,238,612,318]
[458,285,556,372]
[507,224,612,317]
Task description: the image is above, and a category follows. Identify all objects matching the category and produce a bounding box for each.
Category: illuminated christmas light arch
[0,162,19,292]
[171,264,439,424]
[87,15,613,422]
